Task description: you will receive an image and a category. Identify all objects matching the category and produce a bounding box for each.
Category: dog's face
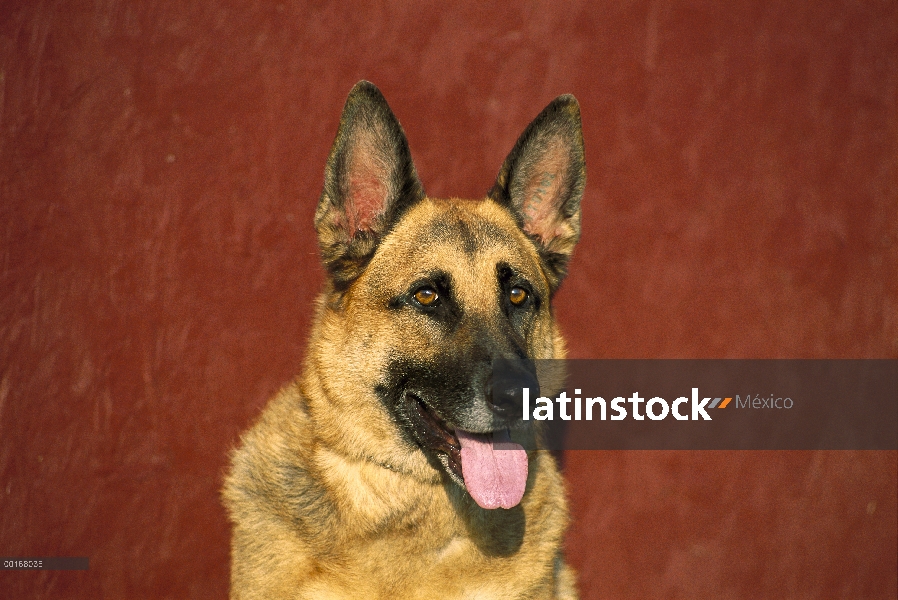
[312,82,584,509]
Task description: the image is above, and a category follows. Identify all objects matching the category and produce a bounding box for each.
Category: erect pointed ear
[315,81,425,291]
[488,95,585,291]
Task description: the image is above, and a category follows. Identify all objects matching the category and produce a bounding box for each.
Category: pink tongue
[457,429,528,509]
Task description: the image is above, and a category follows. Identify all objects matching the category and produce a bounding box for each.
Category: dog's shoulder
[224,383,332,523]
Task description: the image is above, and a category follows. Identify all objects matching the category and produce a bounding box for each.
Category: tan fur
[224,82,584,599]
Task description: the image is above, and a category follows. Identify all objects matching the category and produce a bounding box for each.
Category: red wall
[1,1,895,598]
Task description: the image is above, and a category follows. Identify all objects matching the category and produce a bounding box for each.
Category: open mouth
[407,393,463,481]
[405,393,528,510]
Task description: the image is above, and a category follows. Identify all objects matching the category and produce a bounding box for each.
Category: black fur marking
[496,262,541,311]
[274,462,335,536]
[418,213,517,256]
[374,326,532,455]
[387,271,464,329]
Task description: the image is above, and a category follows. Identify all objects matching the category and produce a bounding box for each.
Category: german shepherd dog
[224,81,585,599]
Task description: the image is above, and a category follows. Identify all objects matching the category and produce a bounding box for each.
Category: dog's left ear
[315,81,425,291]
[489,95,585,291]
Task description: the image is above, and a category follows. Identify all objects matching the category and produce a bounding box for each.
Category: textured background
[1,1,896,598]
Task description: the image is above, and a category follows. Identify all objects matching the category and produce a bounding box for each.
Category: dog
[223,81,585,599]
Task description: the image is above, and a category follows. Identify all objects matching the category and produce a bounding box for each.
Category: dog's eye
[413,287,439,306]
[509,287,528,306]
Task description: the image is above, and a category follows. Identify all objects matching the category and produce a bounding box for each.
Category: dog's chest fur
[226,381,573,600]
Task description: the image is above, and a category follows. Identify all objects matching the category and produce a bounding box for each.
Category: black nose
[487,360,540,417]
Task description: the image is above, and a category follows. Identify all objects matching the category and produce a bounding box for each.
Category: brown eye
[414,287,439,306]
[509,287,528,305]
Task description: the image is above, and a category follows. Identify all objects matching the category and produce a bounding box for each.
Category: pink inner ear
[344,140,390,236]
[520,139,568,242]
[347,173,387,234]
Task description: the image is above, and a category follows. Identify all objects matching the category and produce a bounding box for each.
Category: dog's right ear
[315,81,425,291]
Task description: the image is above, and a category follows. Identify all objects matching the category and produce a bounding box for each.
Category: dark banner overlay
[492,360,897,450]
[0,557,89,570]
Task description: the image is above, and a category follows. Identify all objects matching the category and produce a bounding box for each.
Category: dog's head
[311,81,584,509]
